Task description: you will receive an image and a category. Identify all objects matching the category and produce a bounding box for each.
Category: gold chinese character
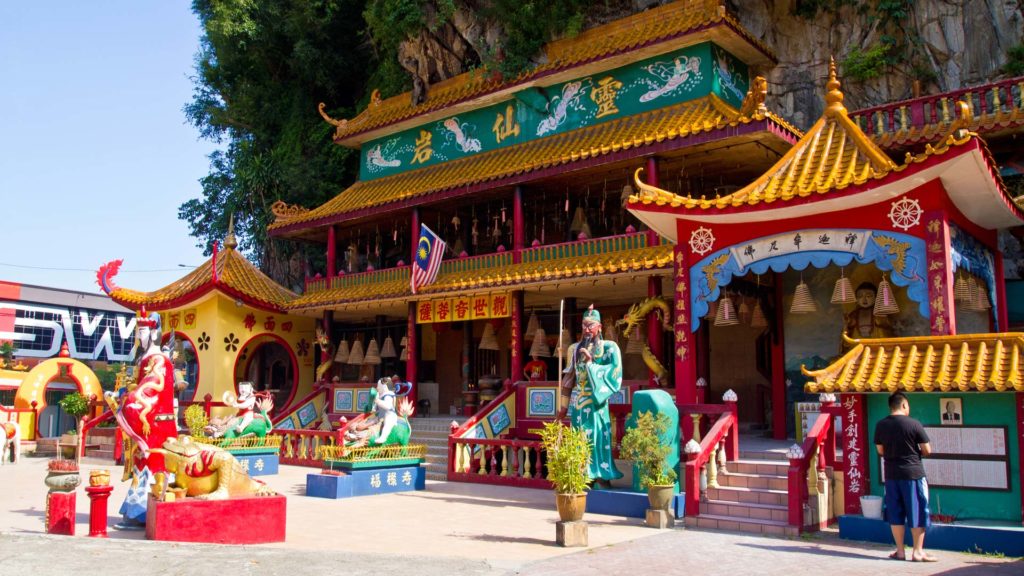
[411,130,433,164]
[590,76,623,118]
[927,219,941,234]
[492,104,520,143]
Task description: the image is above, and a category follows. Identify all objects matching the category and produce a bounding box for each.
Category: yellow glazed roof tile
[319,0,774,142]
[274,95,796,231]
[803,333,1024,394]
[286,244,674,311]
[110,237,297,312]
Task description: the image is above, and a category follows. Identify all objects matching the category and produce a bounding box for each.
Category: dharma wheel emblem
[888,197,922,231]
[689,227,715,256]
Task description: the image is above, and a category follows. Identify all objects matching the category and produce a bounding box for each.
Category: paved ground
[1,455,1020,575]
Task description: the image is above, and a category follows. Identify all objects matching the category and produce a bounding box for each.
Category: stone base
[233,453,279,476]
[587,488,685,519]
[556,520,588,547]
[46,491,75,536]
[645,508,675,529]
[306,465,425,499]
[145,493,286,544]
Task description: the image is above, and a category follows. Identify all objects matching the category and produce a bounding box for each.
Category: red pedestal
[45,491,76,536]
[85,485,114,538]
[146,493,286,544]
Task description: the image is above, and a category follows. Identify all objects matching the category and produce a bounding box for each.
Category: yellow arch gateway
[13,357,103,413]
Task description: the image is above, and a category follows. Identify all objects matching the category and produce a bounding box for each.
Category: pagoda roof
[287,244,673,312]
[271,94,800,236]
[108,233,296,313]
[627,60,1024,240]
[802,333,1024,394]
[319,0,776,146]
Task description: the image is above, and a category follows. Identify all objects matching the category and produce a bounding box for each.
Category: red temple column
[995,250,1009,332]
[410,207,420,264]
[771,272,787,440]
[511,291,524,384]
[513,186,524,264]
[672,244,697,411]
[924,211,956,335]
[406,302,417,403]
[326,225,336,278]
[647,276,664,388]
[645,156,659,187]
[840,393,868,515]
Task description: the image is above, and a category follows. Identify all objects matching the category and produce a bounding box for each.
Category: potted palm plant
[539,421,591,522]
[620,411,678,511]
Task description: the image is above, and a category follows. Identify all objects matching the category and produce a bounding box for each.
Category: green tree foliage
[620,411,677,488]
[182,0,374,281]
[539,421,591,494]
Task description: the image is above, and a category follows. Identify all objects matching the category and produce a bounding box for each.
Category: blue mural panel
[334,389,354,412]
[527,388,557,417]
[488,404,511,436]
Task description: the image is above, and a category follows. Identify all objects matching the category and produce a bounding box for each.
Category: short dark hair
[856,282,877,294]
[888,392,908,411]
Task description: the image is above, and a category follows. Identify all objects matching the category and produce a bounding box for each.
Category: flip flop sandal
[912,555,939,562]
[887,552,906,560]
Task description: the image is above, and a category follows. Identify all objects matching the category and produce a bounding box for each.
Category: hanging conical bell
[738,297,751,325]
[790,281,818,314]
[973,279,992,311]
[714,294,739,326]
[873,276,900,316]
[399,346,408,362]
[400,335,408,348]
[705,299,719,320]
[625,327,646,355]
[750,299,768,329]
[479,323,500,351]
[966,277,980,309]
[525,311,540,340]
[380,336,397,358]
[954,274,971,302]
[831,273,855,304]
[556,328,573,358]
[529,328,551,357]
[347,338,365,365]
[334,339,350,363]
[364,338,382,365]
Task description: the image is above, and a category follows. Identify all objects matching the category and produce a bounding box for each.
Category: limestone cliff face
[396,1,1022,129]
[727,0,1024,128]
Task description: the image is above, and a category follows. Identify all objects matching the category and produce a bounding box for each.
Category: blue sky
[0,2,216,294]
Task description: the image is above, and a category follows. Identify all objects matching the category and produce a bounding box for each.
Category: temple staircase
[409,417,463,481]
[685,447,799,537]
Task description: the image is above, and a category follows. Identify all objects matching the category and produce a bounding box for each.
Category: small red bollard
[45,491,76,535]
[85,485,114,537]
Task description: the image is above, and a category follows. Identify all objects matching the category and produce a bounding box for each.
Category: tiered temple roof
[108,232,296,312]
[803,333,1024,394]
[319,0,775,145]
[271,95,799,234]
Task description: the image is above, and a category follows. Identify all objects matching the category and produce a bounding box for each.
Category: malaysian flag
[411,224,446,294]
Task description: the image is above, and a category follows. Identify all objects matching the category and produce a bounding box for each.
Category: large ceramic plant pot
[555,493,587,522]
[647,484,675,511]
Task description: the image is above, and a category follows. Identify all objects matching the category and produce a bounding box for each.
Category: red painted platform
[145,493,286,544]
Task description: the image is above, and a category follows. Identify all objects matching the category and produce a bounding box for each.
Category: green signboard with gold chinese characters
[359,42,749,180]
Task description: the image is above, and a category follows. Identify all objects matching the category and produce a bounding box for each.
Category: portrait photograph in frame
[939,397,963,425]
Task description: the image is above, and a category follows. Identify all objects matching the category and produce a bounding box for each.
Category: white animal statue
[1,422,21,464]
[223,382,257,435]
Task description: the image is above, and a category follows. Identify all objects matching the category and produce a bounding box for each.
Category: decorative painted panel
[527,388,557,417]
[296,402,318,427]
[689,229,929,329]
[333,389,354,412]
[487,404,511,436]
[360,42,747,180]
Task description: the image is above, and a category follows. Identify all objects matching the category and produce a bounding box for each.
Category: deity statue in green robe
[565,305,623,484]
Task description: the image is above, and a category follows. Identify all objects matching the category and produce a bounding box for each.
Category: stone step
[705,485,788,507]
[718,472,788,491]
[738,450,788,462]
[731,459,790,476]
[700,499,789,523]
[684,514,798,537]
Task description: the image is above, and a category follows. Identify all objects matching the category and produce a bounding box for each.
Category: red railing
[680,401,738,517]
[786,400,838,532]
[78,394,115,461]
[850,76,1024,143]
[180,394,228,420]
[279,429,342,467]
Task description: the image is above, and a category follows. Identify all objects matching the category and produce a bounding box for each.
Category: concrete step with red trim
[705,485,788,507]
[717,471,788,491]
[684,513,798,537]
[730,459,789,476]
[738,450,788,462]
[700,499,789,524]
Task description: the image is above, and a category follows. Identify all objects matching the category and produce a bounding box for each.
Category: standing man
[563,305,623,487]
[874,392,936,562]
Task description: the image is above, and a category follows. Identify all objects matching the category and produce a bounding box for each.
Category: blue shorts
[883,478,931,528]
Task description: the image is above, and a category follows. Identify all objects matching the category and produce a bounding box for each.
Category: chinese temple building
[104,227,319,427]
[628,60,1024,526]
[270,0,801,423]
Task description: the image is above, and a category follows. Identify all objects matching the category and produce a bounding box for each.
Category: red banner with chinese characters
[841,394,868,515]
[416,293,511,324]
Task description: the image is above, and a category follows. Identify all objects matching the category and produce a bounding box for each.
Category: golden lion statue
[150,436,276,500]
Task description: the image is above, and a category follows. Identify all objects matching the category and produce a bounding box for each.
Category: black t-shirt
[874,415,929,481]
